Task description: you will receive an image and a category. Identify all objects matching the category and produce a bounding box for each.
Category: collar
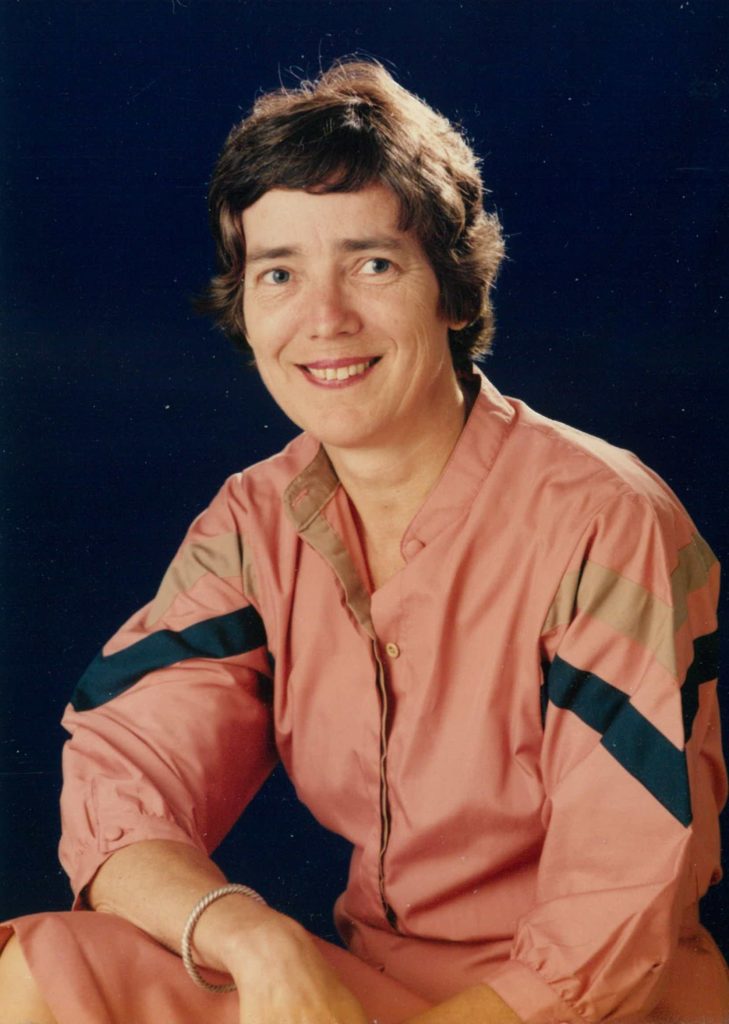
[400,365,514,556]
[282,365,515,630]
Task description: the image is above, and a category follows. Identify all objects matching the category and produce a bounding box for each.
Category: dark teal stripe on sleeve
[545,656,692,827]
[681,631,719,743]
[71,605,268,712]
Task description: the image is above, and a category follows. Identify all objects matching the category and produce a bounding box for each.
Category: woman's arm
[89,838,262,971]
[467,492,725,1023]
[60,475,370,1022]
[89,838,369,1022]
[90,838,522,1024]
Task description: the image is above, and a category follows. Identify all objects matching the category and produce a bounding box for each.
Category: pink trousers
[2,910,728,1022]
[0,911,427,1023]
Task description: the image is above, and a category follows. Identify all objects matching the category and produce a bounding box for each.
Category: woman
[1,59,727,1024]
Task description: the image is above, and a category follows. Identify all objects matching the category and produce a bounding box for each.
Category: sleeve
[484,486,727,1024]
[58,473,279,904]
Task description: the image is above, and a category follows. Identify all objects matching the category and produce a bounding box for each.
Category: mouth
[299,356,381,387]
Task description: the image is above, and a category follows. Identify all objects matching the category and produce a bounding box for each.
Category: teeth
[308,360,373,381]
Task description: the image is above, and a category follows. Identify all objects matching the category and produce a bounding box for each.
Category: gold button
[403,538,424,559]
[385,642,400,658]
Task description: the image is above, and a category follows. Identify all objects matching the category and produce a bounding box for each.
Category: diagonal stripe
[541,569,581,636]
[71,605,267,712]
[681,631,720,743]
[147,532,245,626]
[671,534,717,635]
[540,533,717,680]
[545,656,692,826]
[578,563,676,674]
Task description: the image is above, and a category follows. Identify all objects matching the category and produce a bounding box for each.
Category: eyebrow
[245,235,406,265]
[245,245,300,265]
[340,235,405,253]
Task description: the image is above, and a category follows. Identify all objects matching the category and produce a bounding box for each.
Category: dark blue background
[2,0,728,957]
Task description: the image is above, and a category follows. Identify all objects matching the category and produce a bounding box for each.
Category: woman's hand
[89,842,369,1021]
[222,908,369,1023]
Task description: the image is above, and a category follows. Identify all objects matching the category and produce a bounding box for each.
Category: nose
[305,273,362,340]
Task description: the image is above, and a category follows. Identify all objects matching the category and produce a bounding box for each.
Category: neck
[324,376,466,543]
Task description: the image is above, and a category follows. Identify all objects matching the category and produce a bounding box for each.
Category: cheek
[252,361,294,417]
[246,299,299,359]
[407,302,450,345]
[252,352,286,395]
[397,280,444,325]
[244,314,285,367]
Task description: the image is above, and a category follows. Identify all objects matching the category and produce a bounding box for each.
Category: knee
[0,934,57,1024]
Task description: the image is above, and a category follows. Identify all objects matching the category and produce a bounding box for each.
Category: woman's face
[241,183,463,455]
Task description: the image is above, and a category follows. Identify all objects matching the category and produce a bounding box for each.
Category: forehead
[241,183,406,249]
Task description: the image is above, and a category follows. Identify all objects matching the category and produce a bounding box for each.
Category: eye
[262,268,291,285]
[361,257,392,276]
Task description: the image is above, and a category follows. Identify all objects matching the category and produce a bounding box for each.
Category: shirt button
[103,825,125,842]
[403,538,424,559]
[385,642,400,658]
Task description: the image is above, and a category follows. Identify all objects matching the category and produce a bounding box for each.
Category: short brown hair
[199,59,505,368]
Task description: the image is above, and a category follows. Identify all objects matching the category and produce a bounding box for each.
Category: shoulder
[491,394,699,549]
[510,398,677,508]
[208,431,319,519]
[468,368,682,520]
[156,433,317,564]
[499,402,716,610]
[468,376,713,595]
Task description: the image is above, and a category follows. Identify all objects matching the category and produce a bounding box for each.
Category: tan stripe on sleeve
[670,533,717,635]
[146,531,245,626]
[577,563,675,676]
[541,533,716,679]
[541,569,580,635]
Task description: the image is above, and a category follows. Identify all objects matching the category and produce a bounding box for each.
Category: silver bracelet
[180,883,267,993]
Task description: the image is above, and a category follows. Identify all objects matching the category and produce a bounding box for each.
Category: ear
[447,318,470,331]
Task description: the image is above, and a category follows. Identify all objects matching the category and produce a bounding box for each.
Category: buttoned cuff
[62,815,205,910]
[484,959,583,1024]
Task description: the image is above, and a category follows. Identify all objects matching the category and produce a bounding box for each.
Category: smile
[300,357,380,387]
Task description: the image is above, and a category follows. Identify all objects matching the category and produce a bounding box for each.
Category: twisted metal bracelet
[180,883,267,993]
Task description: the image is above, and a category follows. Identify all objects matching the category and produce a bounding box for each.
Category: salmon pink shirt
[59,368,726,1023]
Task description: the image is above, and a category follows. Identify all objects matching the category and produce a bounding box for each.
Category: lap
[3,909,728,1023]
[0,911,427,1024]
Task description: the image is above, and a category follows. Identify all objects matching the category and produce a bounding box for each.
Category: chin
[307,428,371,451]
[281,401,365,441]
[302,418,381,451]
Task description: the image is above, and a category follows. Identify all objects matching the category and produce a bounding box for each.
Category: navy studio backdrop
[2,0,728,957]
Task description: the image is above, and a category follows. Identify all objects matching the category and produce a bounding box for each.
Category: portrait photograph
[1,2,727,1021]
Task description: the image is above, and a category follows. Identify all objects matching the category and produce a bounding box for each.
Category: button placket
[370,588,404,932]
